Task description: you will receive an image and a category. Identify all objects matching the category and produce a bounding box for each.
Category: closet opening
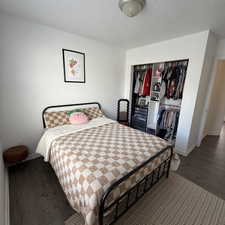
[130,59,189,146]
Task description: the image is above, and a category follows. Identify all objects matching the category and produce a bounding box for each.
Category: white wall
[216,39,225,59]
[0,142,6,225]
[191,31,217,146]
[0,13,125,153]
[124,31,210,155]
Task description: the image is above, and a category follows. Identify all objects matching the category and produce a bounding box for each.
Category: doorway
[204,59,225,136]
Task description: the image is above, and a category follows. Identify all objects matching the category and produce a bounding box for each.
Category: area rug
[65,173,225,225]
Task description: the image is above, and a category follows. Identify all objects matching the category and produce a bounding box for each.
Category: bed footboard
[99,146,173,225]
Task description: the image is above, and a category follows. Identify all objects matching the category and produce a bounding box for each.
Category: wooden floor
[177,125,225,200]
[8,158,74,225]
[8,126,225,225]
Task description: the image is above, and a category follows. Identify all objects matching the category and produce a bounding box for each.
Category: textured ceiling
[0,0,225,48]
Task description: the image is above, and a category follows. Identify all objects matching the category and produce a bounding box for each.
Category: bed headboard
[42,102,101,128]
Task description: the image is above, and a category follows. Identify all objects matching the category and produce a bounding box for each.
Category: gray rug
[65,173,225,225]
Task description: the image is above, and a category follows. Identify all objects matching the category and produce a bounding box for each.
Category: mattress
[36,117,171,225]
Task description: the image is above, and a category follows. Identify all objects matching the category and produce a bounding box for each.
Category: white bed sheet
[36,117,116,161]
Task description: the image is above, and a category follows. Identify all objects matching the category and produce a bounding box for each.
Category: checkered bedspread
[49,122,171,225]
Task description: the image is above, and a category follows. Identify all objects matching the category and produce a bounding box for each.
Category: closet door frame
[130,59,189,146]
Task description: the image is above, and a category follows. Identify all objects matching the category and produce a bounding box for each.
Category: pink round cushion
[69,112,89,125]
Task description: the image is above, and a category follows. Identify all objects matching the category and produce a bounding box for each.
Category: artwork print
[62,49,86,83]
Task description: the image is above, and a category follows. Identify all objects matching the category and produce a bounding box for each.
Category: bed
[36,102,173,225]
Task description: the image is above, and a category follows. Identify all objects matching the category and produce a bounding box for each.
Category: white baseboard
[7,153,41,168]
[26,152,41,161]
[175,149,187,156]
[197,133,207,147]
[207,131,220,136]
[175,144,195,157]
[5,167,9,225]
[186,145,195,156]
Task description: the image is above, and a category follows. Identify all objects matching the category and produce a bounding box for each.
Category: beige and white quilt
[36,117,172,225]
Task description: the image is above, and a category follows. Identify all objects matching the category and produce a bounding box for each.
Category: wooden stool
[3,145,29,164]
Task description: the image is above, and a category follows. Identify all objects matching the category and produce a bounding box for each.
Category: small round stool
[3,145,29,164]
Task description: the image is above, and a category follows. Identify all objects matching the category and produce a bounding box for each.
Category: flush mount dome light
[119,0,145,17]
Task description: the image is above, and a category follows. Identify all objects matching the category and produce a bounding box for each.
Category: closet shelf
[160,103,181,108]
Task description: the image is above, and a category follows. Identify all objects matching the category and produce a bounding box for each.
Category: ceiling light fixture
[119,0,145,17]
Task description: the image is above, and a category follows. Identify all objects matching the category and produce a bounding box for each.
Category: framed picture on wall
[62,49,86,83]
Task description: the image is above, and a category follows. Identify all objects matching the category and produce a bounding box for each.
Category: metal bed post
[166,147,173,178]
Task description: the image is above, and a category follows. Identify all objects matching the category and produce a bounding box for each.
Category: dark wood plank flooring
[8,125,225,225]
[177,124,225,200]
[9,158,74,225]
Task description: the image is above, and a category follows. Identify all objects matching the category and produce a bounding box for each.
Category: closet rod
[133,59,189,68]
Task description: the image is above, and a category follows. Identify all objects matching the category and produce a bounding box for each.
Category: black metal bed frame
[42,102,173,225]
[42,102,101,128]
[99,146,173,225]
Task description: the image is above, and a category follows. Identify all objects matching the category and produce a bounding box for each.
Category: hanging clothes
[138,74,144,96]
[155,63,165,77]
[134,72,141,94]
[166,66,179,99]
[157,107,180,141]
[141,68,152,96]
[162,62,187,100]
